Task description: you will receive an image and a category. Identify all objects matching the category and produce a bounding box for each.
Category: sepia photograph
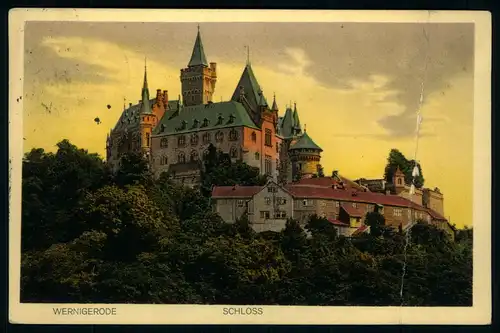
[9,9,491,325]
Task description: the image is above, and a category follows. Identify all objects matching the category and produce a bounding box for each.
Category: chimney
[163,90,169,106]
[156,89,162,105]
[129,102,132,107]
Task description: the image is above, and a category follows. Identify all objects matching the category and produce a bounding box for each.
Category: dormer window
[202,118,209,127]
[228,114,235,124]
[160,138,168,148]
[180,120,187,130]
[192,119,200,129]
[160,124,166,133]
[216,114,224,125]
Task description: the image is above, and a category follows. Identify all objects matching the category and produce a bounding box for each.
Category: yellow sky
[22,26,473,228]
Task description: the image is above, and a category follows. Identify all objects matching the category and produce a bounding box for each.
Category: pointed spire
[271,92,278,111]
[292,102,301,131]
[188,26,208,67]
[246,45,250,65]
[139,61,152,114]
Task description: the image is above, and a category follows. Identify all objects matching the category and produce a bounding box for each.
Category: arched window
[190,150,199,162]
[255,152,260,160]
[160,138,168,148]
[190,134,199,146]
[203,149,210,160]
[230,146,238,158]
[178,151,186,163]
[178,135,186,147]
[229,129,238,141]
[202,132,211,144]
[160,155,168,165]
[215,131,224,143]
[397,178,402,185]
[251,131,257,142]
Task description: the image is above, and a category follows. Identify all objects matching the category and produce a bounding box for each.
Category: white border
[8,9,492,325]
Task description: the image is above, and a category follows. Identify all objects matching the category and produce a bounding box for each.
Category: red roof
[291,176,365,191]
[351,225,369,236]
[341,203,364,217]
[211,185,264,198]
[327,218,349,227]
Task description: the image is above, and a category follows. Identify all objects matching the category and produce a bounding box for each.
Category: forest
[20,140,473,306]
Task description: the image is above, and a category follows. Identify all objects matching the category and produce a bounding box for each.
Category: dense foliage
[20,140,472,305]
[384,149,425,188]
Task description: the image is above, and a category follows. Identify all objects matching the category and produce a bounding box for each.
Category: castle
[106,27,453,238]
[106,27,323,186]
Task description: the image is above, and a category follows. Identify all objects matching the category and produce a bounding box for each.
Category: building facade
[107,27,324,186]
[211,177,455,239]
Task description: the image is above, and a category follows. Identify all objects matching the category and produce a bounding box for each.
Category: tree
[113,152,154,188]
[364,211,385,237]
[383,149,424,188]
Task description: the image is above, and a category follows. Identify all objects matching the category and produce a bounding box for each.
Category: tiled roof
[351,225,370,237]
[231,63,268,111]
[280,107,294,138]
[153,100,259,135]
[188,29,208,67]
[341,203,364,217]
[289,131,322,151]
[212,185,264,198]
[113,99,178,132]
[327,218,349,227]
[291,176,364,191]
[425,208,446,221]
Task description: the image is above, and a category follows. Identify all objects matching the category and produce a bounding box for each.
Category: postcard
[9,9,491,325]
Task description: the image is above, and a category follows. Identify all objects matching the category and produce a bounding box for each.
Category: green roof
[280,106,294,138]
[230,64,268,111]
[139,67,152,114]
[292,104,301,130]
[113,99,179,131]
[153,100,259,135]
[188,29,208,67]
[289,131,322,152]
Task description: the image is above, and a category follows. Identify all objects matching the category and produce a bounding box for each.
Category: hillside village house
[211,172,455,239]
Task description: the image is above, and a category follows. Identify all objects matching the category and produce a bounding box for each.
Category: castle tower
[393,166,406,194]
[292,103,302,136]
[289,129,323,181]
[180,26,217,106]
[139,61,157,159]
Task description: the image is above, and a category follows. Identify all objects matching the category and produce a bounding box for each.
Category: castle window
[260,211,270,219]
[146,133,150,147]
[229,129,238,141]
[335,201,340,207]
[255,152,260,160]
[202,132,211,144]
[216,114,224,125]
[265,129,272,147]
[237,200,245,207]
[190,150,199,162]
[178,135,186,147]
[178,152,186,163]
[203,150,210,159]
[230,146,238,158]
[397,178,402,185]
[202,118,209,127]
[274,211,287,219]
[160,155,168,165]
[160,138,168,148]
[352,202,357,208]
[264,197,271,205]
[251,131,257,142]
[215,131,224,143]
[190,134,199,146]
[265,155,272,175]
[393,208,402,217]
[180,121,187,130]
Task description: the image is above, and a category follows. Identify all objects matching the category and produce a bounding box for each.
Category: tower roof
[188,27,208,67]
[139,62,152,114]
[293,103,301,130]
[231,63,268,111]
[272,93,278,111]
[394,166,405,176]
[289,131,323,152]
[280,106,294,138]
